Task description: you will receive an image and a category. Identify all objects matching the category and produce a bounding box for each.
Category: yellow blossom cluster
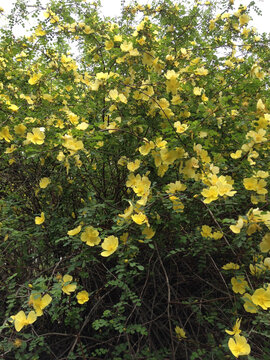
[225,318,251,358]
[231,276,248,294]
[228,334,250,358]
[201,174,236,204]
[230,208,270,237]
[79,225,119,256]
[126,173,151,206]
[152,145,186,178]
[62,135,84,153]
[10,272,91,332]
[80,226,101,246]
[11,311,37,332]
[200,225,223,240]
[222,262,240,270]
[249,256,270,276]
[175,326,187,340]
[0,126,13,142]
[243,175,268,196]
[26,128,45,145]
[165,70,179,94]
[29,293,52,316]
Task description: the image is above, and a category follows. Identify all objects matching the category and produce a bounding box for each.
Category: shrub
[0,0,269,358]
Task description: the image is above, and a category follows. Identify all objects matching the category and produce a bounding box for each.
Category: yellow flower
[259,233,270,253]
[8,104,19,112]
[195,67,209,76]
[142,227,155,239]
[201,186,219,203]
[29,293,52,316]
[215,176,236,197]
[114,35,122,42]
[201,225,212,238]
[76,122,89,130]
[242,293,258,313]
[225,318,241,335]
[225,59,234,68]
[231,276,248,294]
[139,139,155,156]
[66,111,79,125]
[157,98,170,110]
[255,179,268,195]
[35,25,46,36]
[230,150,242,159]
[222,263,240,270]
[11,311,37,332]
[119,93,127,103]
[239,14,250,26]
[67,225,82,236]
[246,129,267,143]
[230,217,244,234]
[101,235,119,257]
[132,212,149,226]
[118,156,128,166]
[28,73,42,85]
[165,74,179,94]
[120,232,129,244]
[42,93,53,102]
[57,151,65,162]
[63,136,84,153]
[175,326,187,340]
[155,137,167,149]
[193,87,203,96]
[120,41,133,52]
[43,8,50,18]
[13,338,23,347]
[39,177,51,189]
[14,124,27,136]
[174,121,189,134]
[83,25,92,34]
[132,175,151,198]
[264,257,270,269]
[256,171,269,179]
[35,212,45,225]
[5,144,16,154]
[243,177,259,191]
[251,288,270,310]
[212,231,223,240]
[76,290,89,304]
[127,159,141,172]
[228,335,251,358]
[0,126,13,142]
[118,201,134,220]
[169,196,184,212]
[166,181,186,194]
[96,72,109,80]
[249,262,266,276]
[26,128,45,145]
[61,274,77,295]
[105,40,114,50]
[201,93,208,102]
[81,226,101,246]
[109,89,118,100]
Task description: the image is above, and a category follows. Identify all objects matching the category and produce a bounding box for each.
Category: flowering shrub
[0,0,269,358]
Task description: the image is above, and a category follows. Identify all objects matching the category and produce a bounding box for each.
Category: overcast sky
[0,0,269,35]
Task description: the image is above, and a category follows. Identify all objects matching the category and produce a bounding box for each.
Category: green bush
[0,0,270,358]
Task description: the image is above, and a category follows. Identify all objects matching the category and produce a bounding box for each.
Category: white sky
[0,0,269,34]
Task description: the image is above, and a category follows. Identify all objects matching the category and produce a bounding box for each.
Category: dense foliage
[0,0,270,358]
